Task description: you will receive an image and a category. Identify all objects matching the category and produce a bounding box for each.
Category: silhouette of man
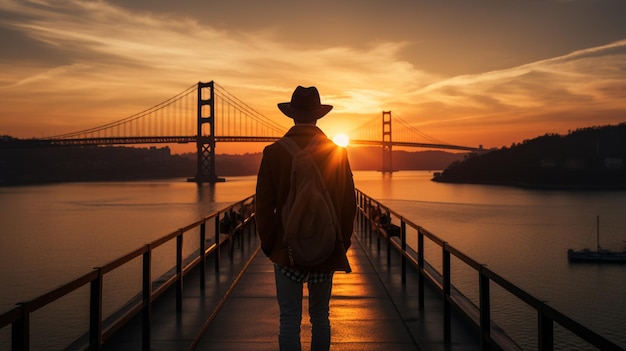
[256,86,356,351]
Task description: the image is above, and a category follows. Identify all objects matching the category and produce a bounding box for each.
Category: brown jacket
[255,125,356,272]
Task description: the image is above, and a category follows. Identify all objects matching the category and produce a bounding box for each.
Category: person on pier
[255,85,356,351]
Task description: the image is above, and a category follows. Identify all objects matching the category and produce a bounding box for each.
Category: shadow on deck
[104,226,480,351]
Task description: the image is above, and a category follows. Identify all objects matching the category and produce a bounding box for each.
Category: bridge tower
[381,111,395,173]
[189,81,225,183]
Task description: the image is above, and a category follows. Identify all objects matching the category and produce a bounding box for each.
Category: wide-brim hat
[278,86,333,122]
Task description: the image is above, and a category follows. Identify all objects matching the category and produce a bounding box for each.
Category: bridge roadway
[103,226,479,351]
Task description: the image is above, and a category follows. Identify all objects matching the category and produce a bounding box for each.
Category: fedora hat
[278,86,333,122]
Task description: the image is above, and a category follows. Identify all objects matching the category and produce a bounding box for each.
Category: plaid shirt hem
[275,263,333,284]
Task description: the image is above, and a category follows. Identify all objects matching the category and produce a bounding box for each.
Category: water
[356,171,626,349]
[1,171,625,350]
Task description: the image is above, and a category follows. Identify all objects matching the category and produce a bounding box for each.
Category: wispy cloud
[0,1,436,128]
[407,40,626,128]
[4,63,90,88]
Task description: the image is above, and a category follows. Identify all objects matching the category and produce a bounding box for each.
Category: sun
[332,133,350,147]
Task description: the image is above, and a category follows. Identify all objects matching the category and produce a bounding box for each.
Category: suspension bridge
[1,81,483,183]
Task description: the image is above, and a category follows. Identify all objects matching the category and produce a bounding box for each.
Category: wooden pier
[103,231,480,351]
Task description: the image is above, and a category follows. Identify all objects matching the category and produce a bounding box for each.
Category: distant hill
[433,123,626,189]
[0,142,464,185]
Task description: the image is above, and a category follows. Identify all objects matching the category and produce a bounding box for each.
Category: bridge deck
[103,229,480,351]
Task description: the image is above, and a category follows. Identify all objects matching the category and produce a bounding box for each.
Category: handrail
[355,189,624,351]
[0,194,256,351]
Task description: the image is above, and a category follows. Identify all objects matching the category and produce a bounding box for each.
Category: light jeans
[274,266,333,351]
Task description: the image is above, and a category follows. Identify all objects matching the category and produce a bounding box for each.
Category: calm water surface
[1,171,625,350]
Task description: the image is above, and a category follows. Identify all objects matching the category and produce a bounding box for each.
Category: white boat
[567,216,626,263]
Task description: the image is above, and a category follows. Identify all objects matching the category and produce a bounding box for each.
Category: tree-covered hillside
[433,123,626,189]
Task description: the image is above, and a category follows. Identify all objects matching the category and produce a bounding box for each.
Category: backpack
[278,136,340,267]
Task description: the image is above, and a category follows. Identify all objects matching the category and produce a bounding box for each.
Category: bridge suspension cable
[213,83,286,139]
[49,84,198,140]
[392,112,454,146]
[347,111,454,147]
[346,114,382,141]
[44,82,286,142]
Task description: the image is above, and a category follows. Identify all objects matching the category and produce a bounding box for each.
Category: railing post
[89,267,103,351]
[401,219,406,285]
[417,227,425,310]
[12,303,28,351]
[363,206,367,239]
[247,208,255,246]
[385,210,391,264]
[357,192,363,234]
[367,197,370,245]
[365,203,369,239]
[239,208,245,254]
[386,232,392,265]
[361,192,367,239]
[443,242,451,342]
[200,220,206,289]
[142,244,152,351]
[479,265,491,350]
[377,207,383,251]
[538,303,554,351]
[214,214,221,272]
[176,231,184,313]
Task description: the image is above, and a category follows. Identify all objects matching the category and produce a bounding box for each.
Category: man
[255,86,356,351]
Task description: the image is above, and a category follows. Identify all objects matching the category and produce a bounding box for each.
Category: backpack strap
[278,135,327,156]
[277,137,302,156]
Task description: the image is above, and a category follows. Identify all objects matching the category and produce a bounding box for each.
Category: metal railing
[0,195,256,351]
[355,189,623,351]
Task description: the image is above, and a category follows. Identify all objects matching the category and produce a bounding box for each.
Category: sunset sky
[1,0,626,154]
